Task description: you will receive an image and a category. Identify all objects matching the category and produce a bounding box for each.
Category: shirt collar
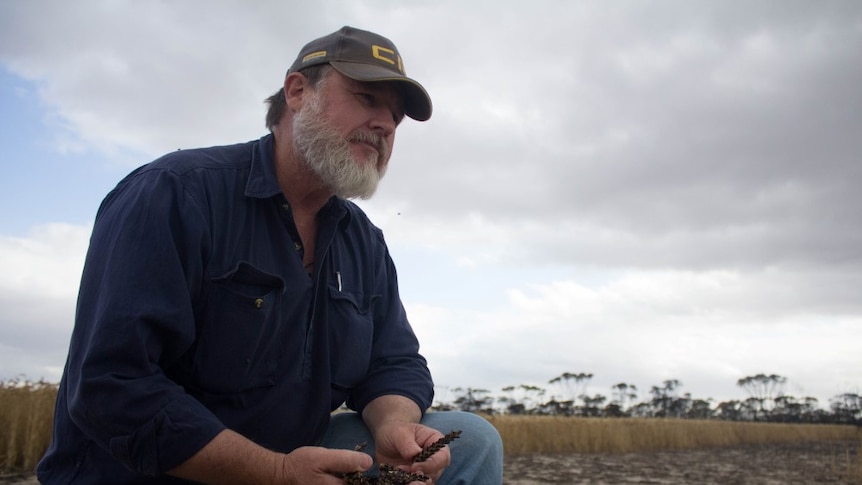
[245,133,352,224]
[244,133,283,199]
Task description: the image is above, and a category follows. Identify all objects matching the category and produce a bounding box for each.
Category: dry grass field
[485,414,861,454]
[1,383,859,483]
[0,380,56,474]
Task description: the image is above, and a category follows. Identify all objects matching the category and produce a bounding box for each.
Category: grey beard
[292,96,388,200]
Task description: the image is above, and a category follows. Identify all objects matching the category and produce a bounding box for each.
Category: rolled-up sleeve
[66,166,225,475]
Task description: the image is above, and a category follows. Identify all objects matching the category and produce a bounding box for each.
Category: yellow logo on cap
[302,50,327,63]
[372,45,404,74]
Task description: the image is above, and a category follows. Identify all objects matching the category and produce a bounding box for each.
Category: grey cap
[288,26,432,121]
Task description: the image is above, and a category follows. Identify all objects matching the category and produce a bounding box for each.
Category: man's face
[292,71,405,199]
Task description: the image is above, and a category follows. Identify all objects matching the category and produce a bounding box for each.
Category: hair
[265,64,333,131]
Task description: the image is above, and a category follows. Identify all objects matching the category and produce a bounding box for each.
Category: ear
[284,72,310,113]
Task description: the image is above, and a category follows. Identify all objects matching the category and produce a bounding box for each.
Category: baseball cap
[288,26,432,121]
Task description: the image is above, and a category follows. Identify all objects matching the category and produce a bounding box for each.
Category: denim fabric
[321,411,504,484]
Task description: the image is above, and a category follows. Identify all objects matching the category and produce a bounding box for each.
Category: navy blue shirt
[37,134,433,483]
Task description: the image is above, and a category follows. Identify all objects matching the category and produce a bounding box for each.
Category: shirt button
[294,242,302,251]
[254,298,264,308]
[282,203,290,211]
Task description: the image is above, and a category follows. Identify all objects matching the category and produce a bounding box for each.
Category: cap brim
[330,61,432,122]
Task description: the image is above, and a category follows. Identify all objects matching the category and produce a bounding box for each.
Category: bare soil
[504,440,861,485]
[2,440,859,484]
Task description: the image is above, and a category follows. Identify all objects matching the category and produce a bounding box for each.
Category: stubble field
[504,440,861,484]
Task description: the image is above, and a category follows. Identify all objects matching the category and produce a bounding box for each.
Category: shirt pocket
[327,285,379,394]
[194,261,285,394]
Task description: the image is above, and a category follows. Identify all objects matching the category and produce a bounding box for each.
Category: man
[37,26,503,484]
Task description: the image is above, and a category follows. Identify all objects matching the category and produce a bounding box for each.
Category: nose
[369,107,397,138]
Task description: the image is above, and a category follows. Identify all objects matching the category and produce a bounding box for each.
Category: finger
[318,449,374,475]
[409,446,450,481]
[415,441,451,466]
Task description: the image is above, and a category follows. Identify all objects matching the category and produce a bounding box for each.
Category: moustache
[350,131,387,158]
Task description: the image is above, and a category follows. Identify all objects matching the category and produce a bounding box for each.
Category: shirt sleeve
[347,243,435,413]
[65,165,225,476]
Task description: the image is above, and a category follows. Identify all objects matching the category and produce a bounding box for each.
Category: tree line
[431,372,862,425]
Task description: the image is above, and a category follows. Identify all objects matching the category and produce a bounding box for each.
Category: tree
[829,393,862,425]
[452,387,494,414]
[499,384,546,415]
[772,395,801,422]
[715,400,744,421]
[549,372,593,412]
[668,392,692,419]
[581,394,607,417]
[603,402,625,418]
[771,395,822,423]
[649,379,682,418]
[629,401,655,418]
[800,397,821,423]
[741,397,762,421]
[611,382,638,414]
[497,386,525,415]
[736,374,787,421]
[536,399,575,416]
[684,398,714,420]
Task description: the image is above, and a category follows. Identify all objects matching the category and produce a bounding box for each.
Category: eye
[354,89,404,125]
[355,92,375,105]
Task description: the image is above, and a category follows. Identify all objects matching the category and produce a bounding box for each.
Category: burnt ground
[504,440,861,484]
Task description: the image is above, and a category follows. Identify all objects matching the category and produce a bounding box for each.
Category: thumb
[320,449,374,475]
[391,434,424,462]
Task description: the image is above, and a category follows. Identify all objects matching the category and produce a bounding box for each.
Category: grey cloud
[373,2,862,274]
[0,1,357,156]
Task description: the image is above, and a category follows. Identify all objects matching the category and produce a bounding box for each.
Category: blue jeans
[319,411,504,485]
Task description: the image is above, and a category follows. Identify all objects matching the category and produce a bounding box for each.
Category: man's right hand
[169,429,372,484]
[277,446,373,484]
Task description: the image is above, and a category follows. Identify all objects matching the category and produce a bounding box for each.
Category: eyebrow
[348,79,406,121]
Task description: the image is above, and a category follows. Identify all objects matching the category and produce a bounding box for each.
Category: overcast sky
[1,0,860,409]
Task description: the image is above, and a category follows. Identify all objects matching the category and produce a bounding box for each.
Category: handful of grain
[343,430,461,484]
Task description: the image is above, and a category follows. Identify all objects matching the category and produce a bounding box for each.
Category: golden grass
[484,415,862,455]
[0,379,57,473]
